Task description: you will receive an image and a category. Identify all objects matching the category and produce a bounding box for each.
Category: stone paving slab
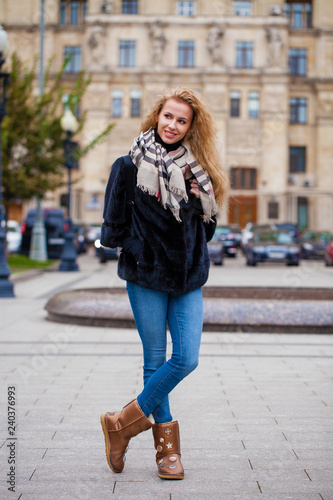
[1,330,333,500]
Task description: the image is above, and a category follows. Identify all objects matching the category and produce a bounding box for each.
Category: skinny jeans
[126,282,203,424]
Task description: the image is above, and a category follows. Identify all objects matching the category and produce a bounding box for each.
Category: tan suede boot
[100,399,153,473]
[152,421,184,479]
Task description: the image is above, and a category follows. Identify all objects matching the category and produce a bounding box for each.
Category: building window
[285,1,312,29]
[59,0,87,25]
[178,41,195,67]
[290,97,307,123]
[230,91,241,117]
[122,0,138,14]
[177,1,196,15]
[236,41,253,68]
[249,169,256,188]
[248,91,259,118]
[119,41,136,67]
[60,2,66,24]
[234,1,252,16]
[130,89,142,117]
[289,146,306,173]
[230,168,257,189]
[64,46,82,73]
[289,48,307,75]
[112,90,123,117]
[70,1,79,24]
[268,201,279,219]
[297,196,308,229]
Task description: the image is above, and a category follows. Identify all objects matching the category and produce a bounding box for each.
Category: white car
[6,220,22,252]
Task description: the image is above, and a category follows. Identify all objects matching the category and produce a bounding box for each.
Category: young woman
[100,87,228,480]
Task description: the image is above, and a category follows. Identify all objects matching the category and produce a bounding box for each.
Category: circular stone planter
[44,287,333,333]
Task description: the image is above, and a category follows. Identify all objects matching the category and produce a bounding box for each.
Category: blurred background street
[9,246,333,294]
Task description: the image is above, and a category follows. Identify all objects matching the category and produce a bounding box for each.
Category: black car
[207,232,224,265]
[21,209,66,259]
[94,236,118,263]
[229,224,242,247]
[244,230,300,266]
[214,226,238,257]
[300,231,332,259]
[73,225,87,254]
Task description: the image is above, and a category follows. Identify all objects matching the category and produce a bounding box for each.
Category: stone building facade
[1,0,333,229]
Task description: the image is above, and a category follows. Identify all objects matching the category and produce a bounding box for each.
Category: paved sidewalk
[0,253,333,499]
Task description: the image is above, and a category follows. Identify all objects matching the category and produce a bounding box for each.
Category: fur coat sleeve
[100,157,130,248]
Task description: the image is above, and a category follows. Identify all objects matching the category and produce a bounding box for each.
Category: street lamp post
[59,109,79,272]
[0,25,14,297]
[30,0,47,262]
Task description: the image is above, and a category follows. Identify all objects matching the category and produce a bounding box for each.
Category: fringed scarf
[130,128,217,222]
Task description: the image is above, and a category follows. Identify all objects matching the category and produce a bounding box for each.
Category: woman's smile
[164,130,176,138]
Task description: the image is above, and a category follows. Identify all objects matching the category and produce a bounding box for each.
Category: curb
[10,269,44,282]
[10,262,60,282]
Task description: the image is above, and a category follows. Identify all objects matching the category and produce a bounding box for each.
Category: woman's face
[157,98,193,145]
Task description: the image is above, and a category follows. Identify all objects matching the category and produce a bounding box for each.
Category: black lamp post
[58,109,79,272]
[0,25,14,297]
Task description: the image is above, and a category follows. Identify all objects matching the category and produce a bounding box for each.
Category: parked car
[214,226,238,257]
[94,237,118,263]
[73,225,87,254]
[208,233,224,265]
[241,223,276,249]
[5,220,22,253]
[20,209,66,259]
[86,225,102,245]
[244,230,300,266]
[300,231,332,259]
[324,237,333,266]
[229,224,242,247]
[276,223,301,242]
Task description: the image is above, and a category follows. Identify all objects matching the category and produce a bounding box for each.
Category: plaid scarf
[130,128,217,222]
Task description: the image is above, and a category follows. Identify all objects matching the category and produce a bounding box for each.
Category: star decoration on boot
[166,442,173,449]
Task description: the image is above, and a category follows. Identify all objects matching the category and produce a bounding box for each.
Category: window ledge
[288,27,320,36]
[55,25,85,33]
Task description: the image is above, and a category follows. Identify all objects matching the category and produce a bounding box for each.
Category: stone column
[203,77,228,224]
[314,89,333,230]
[260,76,289,221]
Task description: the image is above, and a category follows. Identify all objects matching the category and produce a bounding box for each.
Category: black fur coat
[101,156,216,296]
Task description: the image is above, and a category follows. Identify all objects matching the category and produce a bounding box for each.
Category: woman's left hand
[189,178,200,198]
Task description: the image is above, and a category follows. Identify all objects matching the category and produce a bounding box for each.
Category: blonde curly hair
[140,87,229,209]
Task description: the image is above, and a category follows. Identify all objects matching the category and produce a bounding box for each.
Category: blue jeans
[126,282,203,424]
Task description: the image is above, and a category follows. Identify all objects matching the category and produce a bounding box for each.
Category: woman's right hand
[189,178,200,198]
